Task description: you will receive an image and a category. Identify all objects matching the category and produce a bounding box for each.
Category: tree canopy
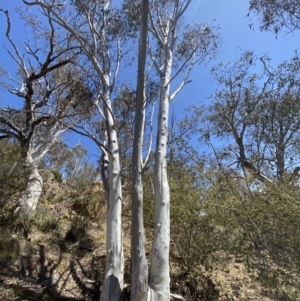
[249,0,300,34]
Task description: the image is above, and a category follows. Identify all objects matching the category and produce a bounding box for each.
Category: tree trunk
[14,151,43,218]
[148,51,172,301]
[131,0,149,300]
[100,89,124,301]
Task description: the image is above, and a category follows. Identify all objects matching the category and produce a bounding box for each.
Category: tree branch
[0,8,28,77]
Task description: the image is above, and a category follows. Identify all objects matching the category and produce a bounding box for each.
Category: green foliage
[166,155,300,299]
[0,141,28,210]
[207,52,300,183]
[50,170,63,183]
[33,210,61,233]
[169,162,229,272]
[0,236,19,262]
[142,170,155,233]
[249,0,300,34]
[203,169,300,300]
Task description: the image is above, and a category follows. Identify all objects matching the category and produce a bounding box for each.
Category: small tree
[205,51,300,185]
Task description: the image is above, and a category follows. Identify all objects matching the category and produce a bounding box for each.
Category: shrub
[51,170,63,183]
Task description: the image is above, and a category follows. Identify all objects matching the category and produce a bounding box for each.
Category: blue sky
[173,0,300,109]
[1,0,300,158]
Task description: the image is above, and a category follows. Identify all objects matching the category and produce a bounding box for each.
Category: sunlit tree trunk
[100,88,124,301]
[15,149,43,217]
[14,126,67,217]
[148,50,172,301]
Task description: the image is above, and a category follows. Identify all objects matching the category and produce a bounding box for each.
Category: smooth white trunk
[15,151,43,217]
[148,51,172,301]
[100,90,124,301]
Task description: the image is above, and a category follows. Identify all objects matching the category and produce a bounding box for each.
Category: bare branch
[148,39,163,75]
[0,129,21,141]
[170,54,195,101]
[8,88,26,98]
[0,115,23,139]
[0,8,28,76]
[173,0,193,25]
[24,42,43,65]
[111,37,121,92]
[23,0,106,83]
[64,123,111,154]
[31,59,73,80]
[148,7,165,47]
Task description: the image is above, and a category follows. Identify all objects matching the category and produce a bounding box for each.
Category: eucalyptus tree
[124,0,219,298]
[0,8,80,217]
[124,0,217,300]
[205,51,300,185]
[248,0,300,34]
[22,1,137,299]
[145,1,218,300]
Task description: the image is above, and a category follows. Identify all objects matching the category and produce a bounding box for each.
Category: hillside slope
[0,177,293,301]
